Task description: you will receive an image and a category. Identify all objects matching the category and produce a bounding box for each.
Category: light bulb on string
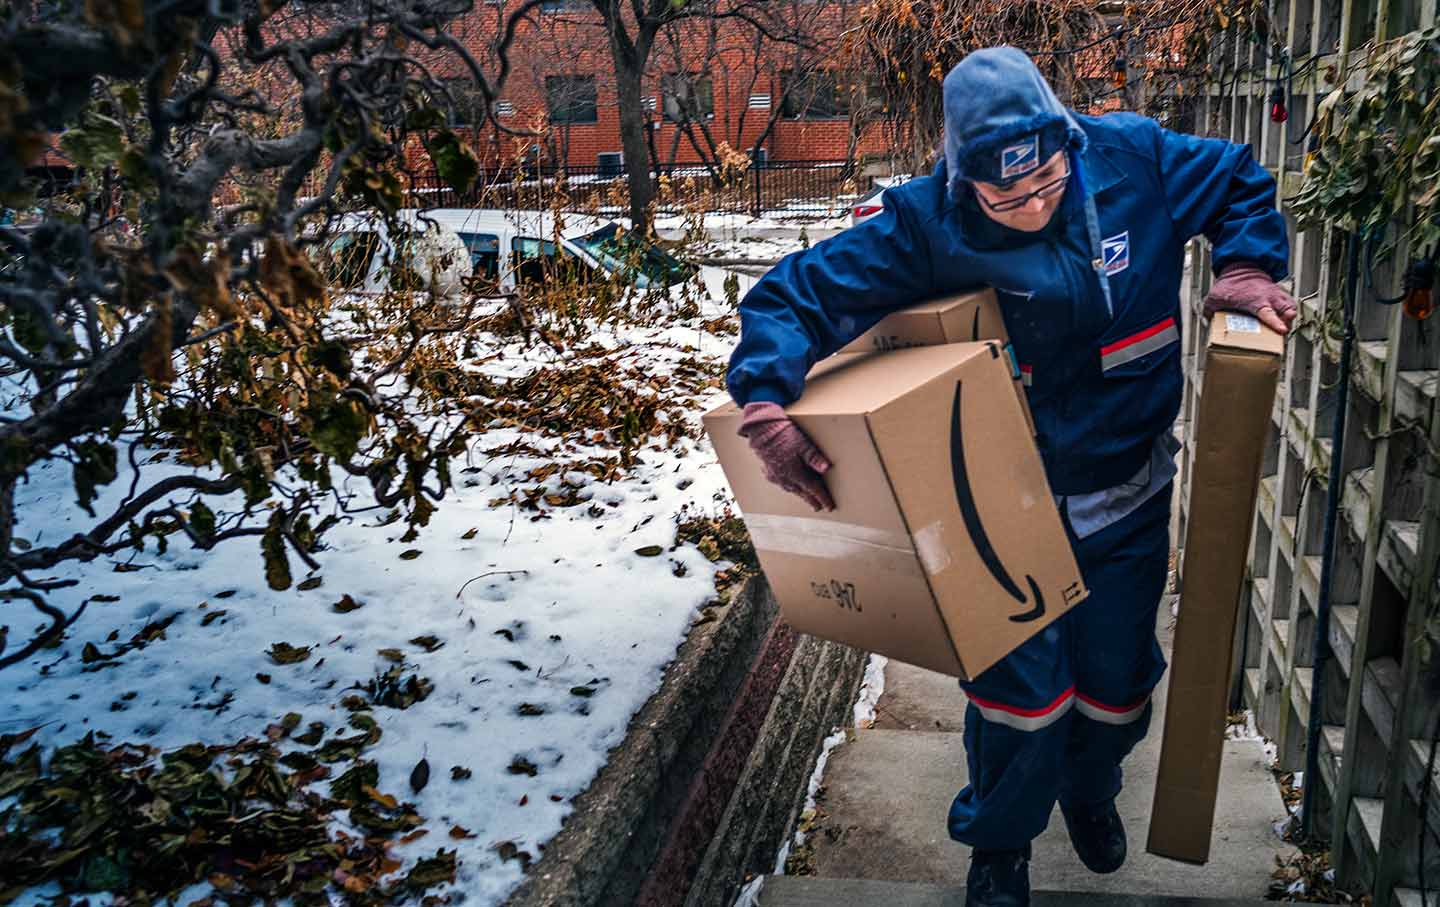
[1380,247,1439,321]
[1269,83,1288,124]
[1401,254,1436,321]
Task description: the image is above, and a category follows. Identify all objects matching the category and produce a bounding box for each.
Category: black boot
[966,845,1030,906]
[1060,797,1127,874]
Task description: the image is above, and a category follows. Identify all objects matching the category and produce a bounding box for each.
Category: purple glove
[1202,263,1298,334]
[737,402,835,512]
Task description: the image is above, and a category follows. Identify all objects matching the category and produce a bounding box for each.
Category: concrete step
[804,606,1292,900]
[803,725,1288,898]
[1395,887,1428,907]
[868,654,967,733]
[756,875,1311,906]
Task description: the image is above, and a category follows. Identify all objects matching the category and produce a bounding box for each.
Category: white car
[849,176,911,228]
[313,208,730,299]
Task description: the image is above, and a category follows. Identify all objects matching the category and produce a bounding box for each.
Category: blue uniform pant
[947,483,1172,852]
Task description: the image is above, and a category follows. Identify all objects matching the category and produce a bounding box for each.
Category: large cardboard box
[839,289,1033,433]
[704,342,1088,679]
[839,289,1009,353]
[1147,314,1284,863]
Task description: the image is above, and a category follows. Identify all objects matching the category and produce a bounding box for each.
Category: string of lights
[1026,16,1192,58]
[1019,13,1205,102]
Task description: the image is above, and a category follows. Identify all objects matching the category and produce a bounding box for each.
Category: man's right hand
[1202,263,1297,334]
[736,402,836,512]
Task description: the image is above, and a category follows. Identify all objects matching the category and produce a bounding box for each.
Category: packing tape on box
[744,514,951,576]
[912,522,952,576]
[744,513,912,560]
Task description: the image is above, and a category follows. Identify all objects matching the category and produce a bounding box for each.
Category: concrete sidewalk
[761,599,1295,903]
[760,876,1283,905]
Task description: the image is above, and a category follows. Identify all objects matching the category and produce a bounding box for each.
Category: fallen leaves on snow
[0,727,454,906]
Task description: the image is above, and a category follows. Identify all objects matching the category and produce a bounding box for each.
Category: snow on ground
[700,235,811,263]
[654,213,852,265]
[850,655,888,729]
[653,212,851,235]
[1,276,752,905]
[765,653,889,889]
[731,876,766,907]
[1226,707,1281,767]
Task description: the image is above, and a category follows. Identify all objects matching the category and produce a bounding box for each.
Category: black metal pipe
[1301,230,1360,839]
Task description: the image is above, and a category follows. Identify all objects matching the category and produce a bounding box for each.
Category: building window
[780,70,850,120]
[1076,77,1117,111]
[546,75,598,124]
[445,77,488,127]
[661,73,714,123]
[597,152,624,177]
[862,73,894,118]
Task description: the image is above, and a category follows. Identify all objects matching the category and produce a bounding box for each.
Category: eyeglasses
[975,161,1071,213]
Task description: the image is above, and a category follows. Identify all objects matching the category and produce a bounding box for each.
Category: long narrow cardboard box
[1147,313,1284,863]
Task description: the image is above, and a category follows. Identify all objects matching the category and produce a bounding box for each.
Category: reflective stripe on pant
[947,482,1172,852]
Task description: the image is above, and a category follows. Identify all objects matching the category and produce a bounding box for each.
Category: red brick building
[441,5,1192,173]
[443,2,902,172]
[24,6,1192,199]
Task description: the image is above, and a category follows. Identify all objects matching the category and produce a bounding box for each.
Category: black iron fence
[404,159,881,218]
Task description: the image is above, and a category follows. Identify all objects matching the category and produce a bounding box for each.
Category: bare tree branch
[0,588,86,670]
[0,0,570,665]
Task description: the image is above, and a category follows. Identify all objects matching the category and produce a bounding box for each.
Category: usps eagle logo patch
[1102,231,1130,275]
[999,136,1040,181]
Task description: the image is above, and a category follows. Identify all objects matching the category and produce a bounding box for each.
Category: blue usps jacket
[725,111,1289,496]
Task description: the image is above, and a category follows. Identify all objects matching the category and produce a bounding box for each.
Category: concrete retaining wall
[505,575,868,906]
[683,630,867,906]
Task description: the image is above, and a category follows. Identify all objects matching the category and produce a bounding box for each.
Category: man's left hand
[1202,263,1298,334]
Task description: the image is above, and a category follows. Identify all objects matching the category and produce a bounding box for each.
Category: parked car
[849,176,910,228]
[313,209,701,299]
[0,223,35,280]
[311,211,476,300]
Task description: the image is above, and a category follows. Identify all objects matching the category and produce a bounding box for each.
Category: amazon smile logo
[949,379,1045,623]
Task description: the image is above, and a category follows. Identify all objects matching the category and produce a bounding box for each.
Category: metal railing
[405,158,877,218]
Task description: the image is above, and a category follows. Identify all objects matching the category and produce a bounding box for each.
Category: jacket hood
[943,46,1087,199]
